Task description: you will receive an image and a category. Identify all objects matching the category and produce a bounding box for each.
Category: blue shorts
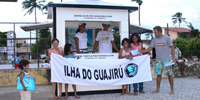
[155,60,173,76]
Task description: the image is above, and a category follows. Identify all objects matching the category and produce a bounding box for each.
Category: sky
[0,0,200,40]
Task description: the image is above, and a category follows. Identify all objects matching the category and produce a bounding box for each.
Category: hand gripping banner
[51,53,152,86]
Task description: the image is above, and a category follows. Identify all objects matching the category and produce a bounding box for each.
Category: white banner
[51,53,152,86]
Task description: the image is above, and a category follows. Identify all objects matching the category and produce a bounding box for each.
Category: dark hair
[153,26,162,33]
[122,38,130,47]
[130,33,142,44]
[51,38,59,44]
[173,42,175,44]
[76,28,80,33]
[18,60,29,70]
[64,43,73,56]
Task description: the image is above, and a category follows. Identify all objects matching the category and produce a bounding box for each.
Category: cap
[78,22,86,27]
[102,22,110,25]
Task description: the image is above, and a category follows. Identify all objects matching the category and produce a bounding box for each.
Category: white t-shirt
[95,31,114,53]
[75,32,88,49]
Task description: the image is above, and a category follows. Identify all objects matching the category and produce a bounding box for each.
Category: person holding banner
[75,22,88,54]
[47,39,64,100]
[63,43,80,99]
[93,22,119,53]
[139,26,175,95]
[130,33,145,96]
[118,38,132,95]
[18,60,31,100]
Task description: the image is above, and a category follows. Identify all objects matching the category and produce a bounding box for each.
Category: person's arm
[170,46,176,62]
[75,37,80,53]
[47,50,51,62]
[92,41,99,53]
[118,48,124,59]
[111,41,119,52]
[20,72,27,91]
[139,46,153,53]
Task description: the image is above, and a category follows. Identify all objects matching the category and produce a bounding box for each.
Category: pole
[13,23,16,69]
[167,23,169,35]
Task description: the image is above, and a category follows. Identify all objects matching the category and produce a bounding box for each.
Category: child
[64,43,80,99]
[18,60,31,100]
[130,33,145,96]
[118,38,132,95]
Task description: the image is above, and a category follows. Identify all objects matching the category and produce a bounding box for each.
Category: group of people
[18,23,185,100]
[10,54,21,69]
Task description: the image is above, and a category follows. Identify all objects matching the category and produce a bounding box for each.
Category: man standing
[93,22,119,53]
[173,42,185,76]
[139,26,175,94]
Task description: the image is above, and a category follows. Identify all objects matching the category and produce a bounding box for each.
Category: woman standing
[47,38,64,100]
[75,22,88,53]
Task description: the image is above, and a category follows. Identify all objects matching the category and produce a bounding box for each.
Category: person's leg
[168,75,174,94]
[57,83,62,99]
[139,82,145,93]
[152,75,162,93]
[52,82,57,100]
[133,83,138,95]
[125,84,132,95]
[180,62,185,76]
[72,84,80,98]
[152,60,162,93]
[121,85,125,95]
[64,84,68,99]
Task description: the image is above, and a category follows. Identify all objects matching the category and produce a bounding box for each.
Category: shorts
[20,90,31,100]
[15,63,20,69]
[155,60,173,75]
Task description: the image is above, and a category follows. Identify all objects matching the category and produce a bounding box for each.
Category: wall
[0,68,50,87]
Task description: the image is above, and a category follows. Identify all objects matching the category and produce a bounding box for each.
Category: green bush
[173,37,200,58]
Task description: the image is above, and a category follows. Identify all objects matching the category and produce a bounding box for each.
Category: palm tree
[41,1,53,14]
[172,12,187,28]
[131,0,143,26]
[22,0,45,23]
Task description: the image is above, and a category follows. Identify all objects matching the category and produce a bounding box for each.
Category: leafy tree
[22,0,45,22]
[41,1,53,14]
[31,28,51,54]
[178,32,188,38]
[172,12,187,28]
[112,33,120,52]
[131,0,143,26]
[0,32,7,46]
[187,22,199,38]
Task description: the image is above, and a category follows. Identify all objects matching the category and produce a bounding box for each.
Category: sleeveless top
[122,48,131,57]
[21,70,30,77]
[64,53,75,58]
[130,43,142,57]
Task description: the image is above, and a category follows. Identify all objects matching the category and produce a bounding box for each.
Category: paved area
[0,77,199,100]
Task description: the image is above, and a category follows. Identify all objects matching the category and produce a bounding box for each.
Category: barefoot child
[118,38,132,95]
[64,43,80,99]
[130,33,145,96]
[18,60,31,100]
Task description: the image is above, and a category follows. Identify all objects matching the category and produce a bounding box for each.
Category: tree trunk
[35,6,37,23]
[139,5,141,26]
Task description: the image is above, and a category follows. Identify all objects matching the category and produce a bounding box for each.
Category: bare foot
[133,92,138,96]
[139,90,145,94]
[57,96,61,100]
[170,91,175,95]
[64,95,68,100]
[121,92,124,95]
[75,95,80,99]
[53,96,57,100]
[125,92,132,95]
[152,89,160,93]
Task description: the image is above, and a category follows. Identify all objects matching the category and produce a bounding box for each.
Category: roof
[0,0,17,2]
[20,22,152,34]
[20,22,53,31]
[162,27,191,33]
[48,0,138,19]
[114,24,153,34]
